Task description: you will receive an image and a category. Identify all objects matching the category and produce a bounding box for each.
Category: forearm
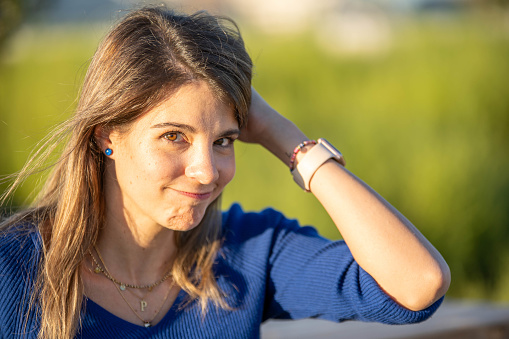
[257,113,308,165]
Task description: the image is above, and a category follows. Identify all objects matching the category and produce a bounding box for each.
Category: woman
[0,6,450,339]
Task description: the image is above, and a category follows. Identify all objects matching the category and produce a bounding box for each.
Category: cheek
[219,155,236,186]
[119,148,176,187]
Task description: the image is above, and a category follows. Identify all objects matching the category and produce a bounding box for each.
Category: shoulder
[0,221,40,251]
[222,203,320,238]
[0,222,41,280]
[220,203,327,262]
[222,203,284,223]
[0,223,41,336]
[222,203,287,232]
[221,203,318,247]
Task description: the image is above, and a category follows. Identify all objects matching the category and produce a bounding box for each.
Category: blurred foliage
[0,0,54,48]
[0,0,24,45]
[1,11,509,301]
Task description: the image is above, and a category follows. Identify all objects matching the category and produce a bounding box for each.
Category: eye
[162,132,184,142]
[214,137,235,147]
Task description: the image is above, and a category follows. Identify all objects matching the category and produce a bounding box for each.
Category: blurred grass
[1,12,509,301]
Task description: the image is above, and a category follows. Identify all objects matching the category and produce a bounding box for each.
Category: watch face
[318,138,346,166]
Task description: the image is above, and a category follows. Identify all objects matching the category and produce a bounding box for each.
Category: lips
[171,188,212,200]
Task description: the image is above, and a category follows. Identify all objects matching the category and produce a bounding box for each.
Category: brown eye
[164,132,179,141]
[214,137,235,147]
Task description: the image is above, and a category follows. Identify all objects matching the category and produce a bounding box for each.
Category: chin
[163,208,207,232]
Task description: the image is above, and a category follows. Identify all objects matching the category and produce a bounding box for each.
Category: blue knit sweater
[0,204,443,338]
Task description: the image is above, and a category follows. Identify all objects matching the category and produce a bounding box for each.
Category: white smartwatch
[291,138,345,192]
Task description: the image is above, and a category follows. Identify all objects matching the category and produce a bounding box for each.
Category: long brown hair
[0,6,252,338]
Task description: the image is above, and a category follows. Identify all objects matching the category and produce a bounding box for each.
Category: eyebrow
[220,128,241,137]
[150,122,240,137]
[151,122,196,133]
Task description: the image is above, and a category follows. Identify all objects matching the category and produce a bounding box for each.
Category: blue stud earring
[104,148,113,156]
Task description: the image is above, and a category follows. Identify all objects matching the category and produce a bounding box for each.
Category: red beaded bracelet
[289,140,317,171]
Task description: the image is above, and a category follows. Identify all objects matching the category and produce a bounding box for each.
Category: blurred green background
[1,1,508,302]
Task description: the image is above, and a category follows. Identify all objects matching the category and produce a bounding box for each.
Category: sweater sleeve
[222,204,443,325]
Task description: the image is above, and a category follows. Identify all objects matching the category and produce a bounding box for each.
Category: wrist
[291,138,345,192]
[295,144,316,164]
[289,141,316,171]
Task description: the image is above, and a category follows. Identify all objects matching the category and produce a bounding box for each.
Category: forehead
[136,81,238,131]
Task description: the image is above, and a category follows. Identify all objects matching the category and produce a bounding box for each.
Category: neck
[95,207,177,286]
[97,163,180,285]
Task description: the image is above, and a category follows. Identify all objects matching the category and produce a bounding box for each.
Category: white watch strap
[291,138,345,192]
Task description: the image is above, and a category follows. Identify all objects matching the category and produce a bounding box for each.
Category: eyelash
[162,131,236,147]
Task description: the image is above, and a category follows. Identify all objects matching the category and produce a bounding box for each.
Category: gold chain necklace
[90,246,172,291]
[111,271,172,327]
[90,247,173,327]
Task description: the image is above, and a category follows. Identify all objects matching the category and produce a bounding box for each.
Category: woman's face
[103,81,239,231]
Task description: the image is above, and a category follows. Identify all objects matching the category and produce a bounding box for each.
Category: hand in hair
[239,87,309,165]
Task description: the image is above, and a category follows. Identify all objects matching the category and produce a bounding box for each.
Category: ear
[93,125,113,154]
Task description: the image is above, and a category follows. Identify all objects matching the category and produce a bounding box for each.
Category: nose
[184,145,219,185]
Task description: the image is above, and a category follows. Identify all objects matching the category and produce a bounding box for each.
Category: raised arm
[239,88,450,311]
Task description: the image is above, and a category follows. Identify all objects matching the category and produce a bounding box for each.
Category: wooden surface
[260,300,509,339]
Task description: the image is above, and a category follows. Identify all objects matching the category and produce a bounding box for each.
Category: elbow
[400,263,451,312]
